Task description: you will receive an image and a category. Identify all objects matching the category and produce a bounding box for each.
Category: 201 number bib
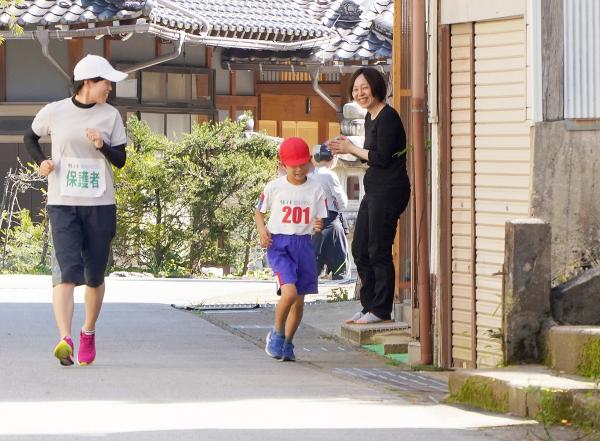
[281,206,310,224]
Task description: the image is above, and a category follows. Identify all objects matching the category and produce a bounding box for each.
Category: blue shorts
[267,234,318,296]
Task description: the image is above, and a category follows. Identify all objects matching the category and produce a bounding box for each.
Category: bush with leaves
[114,116,278,276]
[0,209,51,274]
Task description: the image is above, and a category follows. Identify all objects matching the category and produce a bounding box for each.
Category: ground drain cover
[332,368,448,393]
[171,303,260,311]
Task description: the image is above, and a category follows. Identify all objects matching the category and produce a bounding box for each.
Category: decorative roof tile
[312,0,393,61]
[1,0,331,44]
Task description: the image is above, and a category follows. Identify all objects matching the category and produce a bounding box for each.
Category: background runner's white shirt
[312,166,348,212]
[31,98,126,206]
[258,175,328,235]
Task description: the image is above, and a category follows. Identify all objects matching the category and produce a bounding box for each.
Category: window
[114,66,216,141]
[114,65,215,109]
[346,176,360,200]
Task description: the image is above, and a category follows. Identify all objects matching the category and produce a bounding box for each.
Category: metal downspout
[34,30,70,82]
[124,30,186,73]
[310,66,341,114]
[411,0,433,365]
[34,29,185,79]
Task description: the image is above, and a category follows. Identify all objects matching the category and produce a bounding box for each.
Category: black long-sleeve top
[363,104,410,195]
[23,96,127,169]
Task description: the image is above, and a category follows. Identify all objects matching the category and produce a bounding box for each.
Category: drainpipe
[309,65,341,114]
[411,0,432,365]
[34,28,185,80]
[34,30,70,82]
[124,30,186,73]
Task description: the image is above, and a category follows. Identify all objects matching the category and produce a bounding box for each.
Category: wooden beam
[68,39,84,75]
[155,37,162,56]
[103,38,112,60]
[438,22,453,369]
[216,95,258,107]
[392,0,402,111]
[205,47,213,68]
[255,82,340,96]
[0,43,6,101]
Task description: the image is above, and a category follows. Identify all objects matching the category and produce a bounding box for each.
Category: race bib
[58,157,106,198]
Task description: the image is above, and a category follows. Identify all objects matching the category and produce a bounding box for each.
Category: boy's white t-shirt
[31,98,127,206]
[258,175,328,235]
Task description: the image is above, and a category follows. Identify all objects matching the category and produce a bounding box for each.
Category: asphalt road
[0,275,584,441]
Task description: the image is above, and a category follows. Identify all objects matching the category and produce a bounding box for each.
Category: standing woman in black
[328,67,410,324]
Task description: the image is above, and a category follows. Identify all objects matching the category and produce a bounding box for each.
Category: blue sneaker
[265,330,284,359]
[281,342,296,362]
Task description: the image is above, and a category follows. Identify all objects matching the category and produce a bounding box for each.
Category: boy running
[255,137,327,361]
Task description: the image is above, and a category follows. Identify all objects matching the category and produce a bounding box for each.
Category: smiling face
[351,74,381,111]
[284,162,310,185]
[86,79,112,104]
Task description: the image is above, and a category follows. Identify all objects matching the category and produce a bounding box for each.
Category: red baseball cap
[279,137,311,166]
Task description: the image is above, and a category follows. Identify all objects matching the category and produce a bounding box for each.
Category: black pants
[312,210,348,279]
[352,190,410,320]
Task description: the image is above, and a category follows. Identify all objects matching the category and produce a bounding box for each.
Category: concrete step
[340,321,410,345]
[447,365,599,430]
[547,325,600,377]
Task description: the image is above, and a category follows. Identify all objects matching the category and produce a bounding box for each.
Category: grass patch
[578,338,600,380]
[327,287,349,302]
[446,377,508,413]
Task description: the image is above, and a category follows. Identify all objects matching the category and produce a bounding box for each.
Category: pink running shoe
[53,336,74,366]
[78,331,96,366]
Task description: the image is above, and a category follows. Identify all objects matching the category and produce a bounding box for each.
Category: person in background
[311,144,349,280]
[23,55,128,366]
[328,67,410,325]
[255,137,327,362]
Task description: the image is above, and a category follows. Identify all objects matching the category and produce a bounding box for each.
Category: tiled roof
[220,0,393,66]
[0,0,146,27]
[313,0,393,61]
[149,0,328,39]
[0,0,391,62]
[0,0,330,42]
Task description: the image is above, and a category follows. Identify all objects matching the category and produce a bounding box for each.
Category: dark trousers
[352,190,410,320]
[312,210,348,279]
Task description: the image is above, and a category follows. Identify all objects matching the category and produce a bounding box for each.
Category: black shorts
[48,205,116,288]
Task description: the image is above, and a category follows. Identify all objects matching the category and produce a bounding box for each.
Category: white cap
[73,55,128,82]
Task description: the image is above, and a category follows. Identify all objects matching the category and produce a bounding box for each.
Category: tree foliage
[114,116,278,276]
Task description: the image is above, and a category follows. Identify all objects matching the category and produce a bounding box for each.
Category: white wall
[441,0,525,24]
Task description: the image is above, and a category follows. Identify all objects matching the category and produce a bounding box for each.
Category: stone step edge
[340,324,411,345]
[447,370,600,430]
[547,325,600,377]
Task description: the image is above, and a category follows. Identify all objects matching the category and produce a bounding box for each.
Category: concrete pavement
[0,275,584,440]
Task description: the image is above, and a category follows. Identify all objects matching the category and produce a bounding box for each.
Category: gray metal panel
[110,33,155,63]
[564,0,600,119]
[6,40,69,101]
[235,70,254,96]
[213,47,230,95]
[84,38,104,56]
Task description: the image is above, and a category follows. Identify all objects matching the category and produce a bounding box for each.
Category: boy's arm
[254,209,272,248]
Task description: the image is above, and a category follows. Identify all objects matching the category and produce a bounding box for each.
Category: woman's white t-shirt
[31,98,126,206]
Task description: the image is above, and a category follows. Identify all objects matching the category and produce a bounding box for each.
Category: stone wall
[531,121,600,283]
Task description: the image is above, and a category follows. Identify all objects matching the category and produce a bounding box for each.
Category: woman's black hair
[70,76,105,95]
[347,67,387,102]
